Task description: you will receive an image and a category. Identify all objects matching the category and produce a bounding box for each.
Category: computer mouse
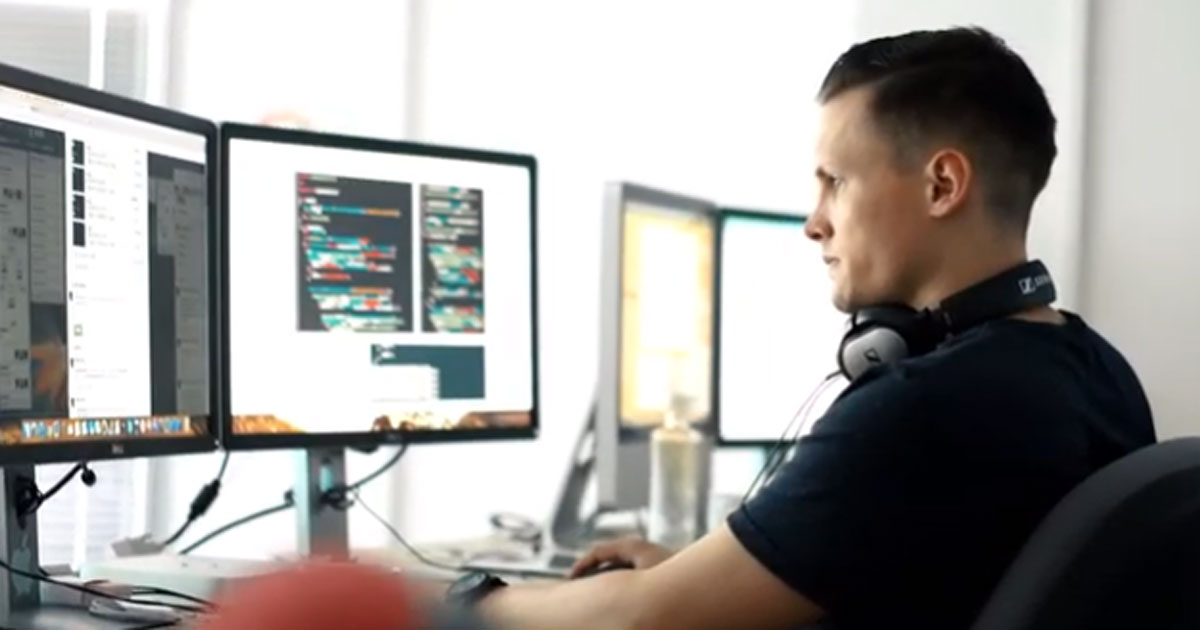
[573,560,635,579]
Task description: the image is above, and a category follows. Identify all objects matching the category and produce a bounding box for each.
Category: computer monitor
[0,62,217,619]
[0,62,218,465]
[220,124,538,451]
[714,209,846,445]
[595,183,716,512]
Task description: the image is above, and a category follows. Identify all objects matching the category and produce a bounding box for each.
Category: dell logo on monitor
[111,444,125,455]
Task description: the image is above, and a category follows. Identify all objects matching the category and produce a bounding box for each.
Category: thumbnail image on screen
[225,134,535,439]
[297,172,414,333]
[0,83,211,448]
[421,184,484,333]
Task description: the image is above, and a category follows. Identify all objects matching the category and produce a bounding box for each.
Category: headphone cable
[741,371,842,503]
[767,373,843,471]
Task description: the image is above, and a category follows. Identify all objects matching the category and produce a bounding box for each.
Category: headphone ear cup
[838,306,929,380]
[839,324,912,381]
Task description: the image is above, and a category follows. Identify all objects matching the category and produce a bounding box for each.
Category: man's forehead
[816,87,874,158]
[819,88,872,136]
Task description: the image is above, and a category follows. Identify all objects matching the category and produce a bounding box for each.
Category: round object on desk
[199,561,424,630]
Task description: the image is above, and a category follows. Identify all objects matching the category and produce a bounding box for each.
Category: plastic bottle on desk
[647,399,711,551]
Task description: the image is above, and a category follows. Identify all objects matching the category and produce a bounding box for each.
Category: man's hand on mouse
[569,536,673,578]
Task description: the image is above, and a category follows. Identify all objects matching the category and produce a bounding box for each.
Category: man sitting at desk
[468,27,1156,629]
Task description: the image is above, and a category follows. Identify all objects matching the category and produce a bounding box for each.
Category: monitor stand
[547,406,599,551]
[462,404,643,578]
[546,405,649,549]
[457,411,594,578]
[0,465,41,621]
[79,446,355,604]
[293,446,350,559]
[0,465,120,629]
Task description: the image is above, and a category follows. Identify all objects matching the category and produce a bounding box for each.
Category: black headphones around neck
[837,259,1057,381]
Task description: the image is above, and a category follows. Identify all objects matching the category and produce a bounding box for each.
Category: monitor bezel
[0,61,220,465]
[219,122,540,451]
[605,182,719,440]
[712,207,812,447]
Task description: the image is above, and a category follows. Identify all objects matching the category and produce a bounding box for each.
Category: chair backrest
[972,437,1200,630]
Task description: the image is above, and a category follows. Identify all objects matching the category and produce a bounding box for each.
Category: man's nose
[805,207,830,242]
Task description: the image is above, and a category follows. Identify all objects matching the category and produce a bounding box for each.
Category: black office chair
[972,437,1200,630]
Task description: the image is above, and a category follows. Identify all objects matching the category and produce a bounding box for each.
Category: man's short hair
[819,27,1057,230]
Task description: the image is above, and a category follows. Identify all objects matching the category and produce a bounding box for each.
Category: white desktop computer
[594,183,717,515]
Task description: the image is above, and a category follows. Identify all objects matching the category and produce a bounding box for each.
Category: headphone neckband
[929,259,1056,335]
[838,260,1058,382]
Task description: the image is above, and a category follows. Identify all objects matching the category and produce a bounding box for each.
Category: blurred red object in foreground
[199,561,425,630]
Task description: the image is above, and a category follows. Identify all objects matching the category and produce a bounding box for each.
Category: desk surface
[356,536,565,585]
[1,538,555,628]
[5,604,184,629]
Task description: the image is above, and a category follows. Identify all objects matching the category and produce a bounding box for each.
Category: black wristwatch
[446,570,508,608]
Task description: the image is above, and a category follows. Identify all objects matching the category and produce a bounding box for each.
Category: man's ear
[924,149,972,218]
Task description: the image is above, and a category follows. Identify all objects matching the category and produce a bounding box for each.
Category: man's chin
[831,292,854,314]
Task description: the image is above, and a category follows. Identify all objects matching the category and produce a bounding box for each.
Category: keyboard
[461,550,581,579]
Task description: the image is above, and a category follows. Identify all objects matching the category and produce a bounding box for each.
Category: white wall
[850,0,1091,311]
[394,0,857,542]
[167,0,408,137]
[1080,0,1200,439]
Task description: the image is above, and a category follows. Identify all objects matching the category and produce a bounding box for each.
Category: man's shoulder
[825,312,1147,434]
[879,312,1129,386]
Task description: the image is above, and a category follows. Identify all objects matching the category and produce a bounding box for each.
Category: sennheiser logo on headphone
[863,348,882,364]
[1018,273,1052,295]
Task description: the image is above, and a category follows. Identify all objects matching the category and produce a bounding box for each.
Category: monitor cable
[0,557,212,615]
[320,442,408,511]
[127,585,216,609]
[178,443,408,555]
[161,452,231,548]
[12,462,97,527]
[178,490,294,556]
[741,371,843,504]
[352,489,462,573]
[124,622,180,630]
[358,487,578,579]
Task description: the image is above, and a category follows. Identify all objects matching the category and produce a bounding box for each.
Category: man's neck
[909,251,1029,312]
[1012,305,1067,325]
[909,247,1066,326]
